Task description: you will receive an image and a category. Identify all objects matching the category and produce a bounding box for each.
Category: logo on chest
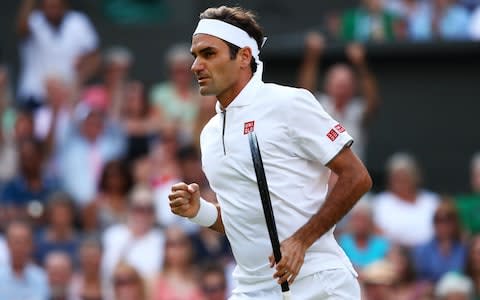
[243,121,255,134]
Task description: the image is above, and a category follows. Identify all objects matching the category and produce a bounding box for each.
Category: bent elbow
[359,168,373,194]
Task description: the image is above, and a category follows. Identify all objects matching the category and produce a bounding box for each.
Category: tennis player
[168,6,372,299]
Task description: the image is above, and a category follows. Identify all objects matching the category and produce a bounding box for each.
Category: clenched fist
[168,182,201,218]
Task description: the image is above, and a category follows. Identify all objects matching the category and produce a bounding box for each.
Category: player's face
[190,34,242,102]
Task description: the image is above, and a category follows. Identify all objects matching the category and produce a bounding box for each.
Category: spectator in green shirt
[455,153,480,236]
[341,0,400,42]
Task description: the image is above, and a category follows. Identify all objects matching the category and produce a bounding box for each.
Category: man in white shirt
[16,0,99,108]
[169,6,372,299]
[297,32,380,162]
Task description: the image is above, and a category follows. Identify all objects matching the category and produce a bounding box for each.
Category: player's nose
[191,57,204,74]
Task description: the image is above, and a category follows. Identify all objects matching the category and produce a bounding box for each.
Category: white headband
[193,19,261,62]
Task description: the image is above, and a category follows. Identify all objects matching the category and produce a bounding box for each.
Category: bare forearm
[356,64,380,124]
[208,205,225,234]
[77,51,100,83]
[297,54,320,92]
[293,167,371,248]
[17,0,35,37]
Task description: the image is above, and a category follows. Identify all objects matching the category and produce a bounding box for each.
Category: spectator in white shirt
[373,153,440,247]
[16,0,100,109]
[101,184,165,298]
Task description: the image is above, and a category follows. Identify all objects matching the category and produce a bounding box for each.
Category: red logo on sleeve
[335,124,345,133]
[327,129,339,141]
[244,121,255,134]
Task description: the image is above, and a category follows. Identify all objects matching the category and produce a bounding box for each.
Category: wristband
[189,197,218,227]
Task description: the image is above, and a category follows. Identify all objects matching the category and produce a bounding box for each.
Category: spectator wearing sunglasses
[413,199,467,283]
[112,262,147,300]
[200,262,228,300]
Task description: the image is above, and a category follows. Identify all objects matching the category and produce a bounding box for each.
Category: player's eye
[204,51,214,58]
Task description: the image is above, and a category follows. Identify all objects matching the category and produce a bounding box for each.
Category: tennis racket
[248,131,292,300]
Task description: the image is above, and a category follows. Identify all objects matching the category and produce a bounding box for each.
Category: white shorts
[229,268,361,300]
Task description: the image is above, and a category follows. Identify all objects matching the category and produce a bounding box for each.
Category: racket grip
[281,281,290,293]
[282,290,292,300]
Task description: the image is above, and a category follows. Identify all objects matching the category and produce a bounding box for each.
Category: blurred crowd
[0,0,479,300]
[326,0,480,42]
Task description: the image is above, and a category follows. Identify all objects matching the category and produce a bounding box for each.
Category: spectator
[191,95,217,151]
[58,103,126,207]
[34,192,80,266]
[152,226,204,300]
[70,238,103,300]
[0,220,49,299]
[0,232,8,266]
[120,81,163,163]
[0,65,17,183]
[0,108,35,191]
[16,0,100,109]
[149,43,202,144]
[155,144,211,233]
[45,251,74,300]
[200,262,228,300]
[387,244,433,300]
[339,200,390,270]
[340,0,399,42]
[465,235,480,299]
[101,185,165,293]
[0,138,58,225]
[434,272,474,300]
[373,153,440,247]
[408,0,470,40]
[83,159,133,232]
[297,34,380,162]
[455,153,480,236]
[413,199,467,283]
[112,262,148,300]
[190,226,232,268]
[360,259,396,300]
[34,75,74,163]
[82,46,133,114]
[470,6,480,40]
[150,135,181,187]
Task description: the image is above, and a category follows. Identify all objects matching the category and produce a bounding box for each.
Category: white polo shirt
[18,10,98,101]
[200,72,356,293]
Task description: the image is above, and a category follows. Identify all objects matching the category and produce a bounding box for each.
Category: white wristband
[189,197,218,227]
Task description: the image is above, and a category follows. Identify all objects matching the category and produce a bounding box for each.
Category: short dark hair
[199,6,264,73]
[98,159,133,195]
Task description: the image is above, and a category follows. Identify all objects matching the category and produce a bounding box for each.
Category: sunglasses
[433,213,456,224]
[81,296,102,300]
[166,239,189,248]
[131,205,154,214]
[114,275,138,287]
[202,283,226,294]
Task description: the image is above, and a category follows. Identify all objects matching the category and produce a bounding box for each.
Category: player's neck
[218,72,253,109]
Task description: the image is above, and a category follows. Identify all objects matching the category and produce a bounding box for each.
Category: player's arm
[297,147,371,245]
[168,182,225,234]
[272,147,371,284]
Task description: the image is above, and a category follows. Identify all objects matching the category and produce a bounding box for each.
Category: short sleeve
[72,13,99,53]
[287,89,353,165]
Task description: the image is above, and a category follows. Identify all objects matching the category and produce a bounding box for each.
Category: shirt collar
[215,62,264,113]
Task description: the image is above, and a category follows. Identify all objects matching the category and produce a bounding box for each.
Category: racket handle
[282,290,292,300]
[281,281,290,293]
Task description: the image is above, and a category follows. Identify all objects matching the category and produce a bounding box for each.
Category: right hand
[168,182,201,218]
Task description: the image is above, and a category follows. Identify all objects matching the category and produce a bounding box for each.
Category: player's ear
[238,47,253,69]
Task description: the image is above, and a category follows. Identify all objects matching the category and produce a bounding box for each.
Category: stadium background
[1,0,479,193]
[0,0,480,299]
